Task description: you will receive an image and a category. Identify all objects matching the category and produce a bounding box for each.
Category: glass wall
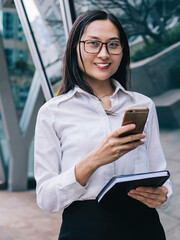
[22,0,67,95]
[0,112,9,186]
[0,9,35,120]
[0,4,36,189]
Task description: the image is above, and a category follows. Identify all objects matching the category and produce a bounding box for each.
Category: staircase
[152,89,180,128]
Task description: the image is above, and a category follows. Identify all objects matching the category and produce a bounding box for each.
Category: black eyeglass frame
[80,40,123,55]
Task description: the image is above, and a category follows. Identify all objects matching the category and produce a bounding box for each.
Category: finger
[111,124,136,138]
[118,139,145,151]
[111,141,144,158]
[128,190,153,202]
[129,190,163,201]
[135,186,168,196]
[119,133,146,144]
[128,192,159,208]
[110,132,145,147]
[128,190,163,208]
[128,189,167,207]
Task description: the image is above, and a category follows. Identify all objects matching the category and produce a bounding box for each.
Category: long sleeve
[34,104,86,213]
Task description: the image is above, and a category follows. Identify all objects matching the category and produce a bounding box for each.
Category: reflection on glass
[0,112,10,182]
[28,138,34,178]
[0,9,35,120]
[23,0,66,95]
[74,0,121,19]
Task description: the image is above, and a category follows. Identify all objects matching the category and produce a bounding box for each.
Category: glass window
[73,0,180,62]
[0,112,10,185]
[22,0,67,96]
[0,6,37,188]
[1,10,35,120]
[54,0,61,12]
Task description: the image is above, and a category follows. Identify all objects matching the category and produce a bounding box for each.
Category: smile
[95,63,111,69]
[95,63,111,67]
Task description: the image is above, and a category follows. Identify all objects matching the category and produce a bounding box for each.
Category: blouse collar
[57,79,133,104]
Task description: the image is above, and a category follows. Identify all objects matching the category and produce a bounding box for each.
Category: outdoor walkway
[158,129,180,240]
[0,129,180,240]
[0,191,61,240]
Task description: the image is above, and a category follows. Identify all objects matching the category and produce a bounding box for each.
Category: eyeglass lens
[84,41,122,54]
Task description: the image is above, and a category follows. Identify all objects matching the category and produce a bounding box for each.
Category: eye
[108,41,121,48]
[86,41,100,48]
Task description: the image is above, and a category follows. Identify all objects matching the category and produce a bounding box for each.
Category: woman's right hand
[90,124,145,167]
[75,124,145,186]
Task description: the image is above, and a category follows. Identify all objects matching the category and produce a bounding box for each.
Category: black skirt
[58,198,166,240]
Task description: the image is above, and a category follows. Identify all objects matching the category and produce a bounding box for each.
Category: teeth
[96,63,110,67]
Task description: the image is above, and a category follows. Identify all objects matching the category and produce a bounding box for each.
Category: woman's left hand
[128,186,168,208]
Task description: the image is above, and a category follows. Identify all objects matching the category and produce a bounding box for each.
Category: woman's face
[77,19,123,86]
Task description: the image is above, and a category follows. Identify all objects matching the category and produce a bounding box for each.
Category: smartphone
[120,108,149,137]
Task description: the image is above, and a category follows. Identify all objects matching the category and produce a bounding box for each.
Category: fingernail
[130,190,135,193]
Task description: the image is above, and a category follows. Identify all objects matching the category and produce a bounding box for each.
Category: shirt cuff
[157,179,173,209]
[54,166,87,207]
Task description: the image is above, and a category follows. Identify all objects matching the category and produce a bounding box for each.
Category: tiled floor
[0,191,62,240]
[0,129,180,240]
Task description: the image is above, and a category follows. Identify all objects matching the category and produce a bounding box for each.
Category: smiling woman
[76,19,123,99]
[34,10,172,240]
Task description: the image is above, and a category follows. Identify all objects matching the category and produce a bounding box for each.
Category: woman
[34,10,172,240]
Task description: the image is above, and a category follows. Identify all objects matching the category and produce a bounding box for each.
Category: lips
[95,63,111,69]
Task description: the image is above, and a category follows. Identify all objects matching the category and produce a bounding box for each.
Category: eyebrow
[86,36,120,41]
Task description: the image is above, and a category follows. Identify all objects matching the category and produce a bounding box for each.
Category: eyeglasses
[80,40,123,55]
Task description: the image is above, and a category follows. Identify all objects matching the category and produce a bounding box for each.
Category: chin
[90,77,110,82]
[92,73,112,81]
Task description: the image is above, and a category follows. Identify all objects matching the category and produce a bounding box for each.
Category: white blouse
[34,80,172,213]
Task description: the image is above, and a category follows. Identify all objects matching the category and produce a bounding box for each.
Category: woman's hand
[75,124,145,186]
[90,124,145,167]
[128,186,168,208]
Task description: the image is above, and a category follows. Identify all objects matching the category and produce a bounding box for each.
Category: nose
[97,44,110,59]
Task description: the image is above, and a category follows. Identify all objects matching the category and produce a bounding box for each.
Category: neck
[97,90,114,101]
[95,84,114,100]
[87,79,114,98]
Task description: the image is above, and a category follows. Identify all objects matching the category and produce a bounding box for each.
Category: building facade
[0,0,180,190]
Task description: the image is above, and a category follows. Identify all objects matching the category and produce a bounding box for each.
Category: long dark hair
[58,10,130,95]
